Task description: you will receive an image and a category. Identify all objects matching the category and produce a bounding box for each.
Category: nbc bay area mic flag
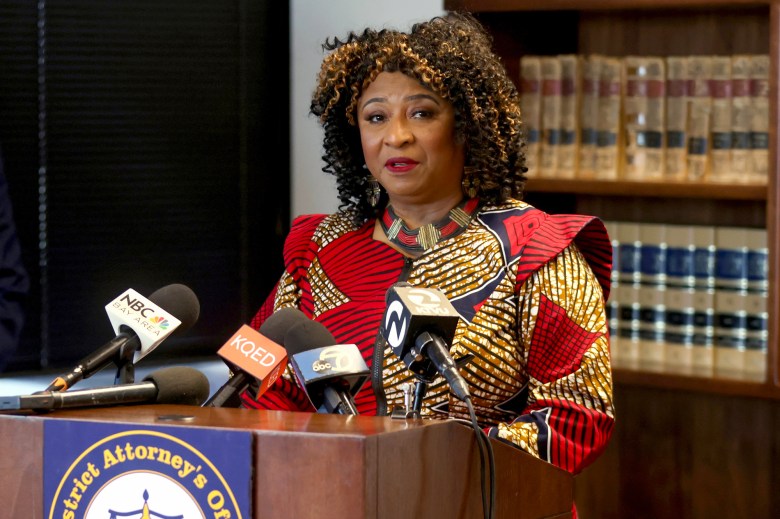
[44,420,251,519]
[105,288,182,362]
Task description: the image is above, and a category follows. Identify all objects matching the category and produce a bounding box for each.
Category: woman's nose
[384,117,413,147]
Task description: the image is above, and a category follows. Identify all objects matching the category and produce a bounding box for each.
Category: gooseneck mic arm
[415,331,471,402]
[2,366,210,412]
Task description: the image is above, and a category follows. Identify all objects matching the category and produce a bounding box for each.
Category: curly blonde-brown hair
[310,12,527,223]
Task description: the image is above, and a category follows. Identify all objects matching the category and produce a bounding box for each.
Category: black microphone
[285,319,369,415]
[1,366,210,411]
[381,284,470,402]
[202,307,308,408]
[44,284,200,392]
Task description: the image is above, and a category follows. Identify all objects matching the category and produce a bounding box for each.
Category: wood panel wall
[575,384,780,518]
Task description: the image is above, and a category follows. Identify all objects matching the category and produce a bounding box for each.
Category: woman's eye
[412,109,433,119]
[365,113,385,123]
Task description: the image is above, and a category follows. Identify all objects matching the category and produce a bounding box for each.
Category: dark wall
[0,0,289,371]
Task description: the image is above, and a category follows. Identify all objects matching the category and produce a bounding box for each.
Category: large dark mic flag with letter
[382,284,470,401]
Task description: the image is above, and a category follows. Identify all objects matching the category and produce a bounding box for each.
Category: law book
[692,225,716,292]
[691,224,716,377]
[664,286,695,375]
[578,55,601,179]
[519,55,543,177]
[558,54,579,178]
[714,226,749,293]
[730,55,752,179]
[638,284,665,372]
[639,223,666,286]
[602,220,622,367]
[686,55,713,181]
[540,56,563,177]
[691,288,715,377]
[665,224,695,288]
[637,222,667,372]
[746,227,768,295]
[709,56,734,182]
[623,56,665,180]
[596,56,622,180]
[749,54,770,183]
[743,292,768,382]
[617,283,641,370]
[617,221,642,286]
[714,290,747,380]
[664,56,688,181]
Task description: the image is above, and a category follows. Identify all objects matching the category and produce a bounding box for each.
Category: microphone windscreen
[284,319,337,355]
[259,307,310,344]
[143,366,210,405]
[148,284,200,332]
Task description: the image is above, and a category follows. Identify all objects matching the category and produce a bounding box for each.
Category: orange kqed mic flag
[217,325,288,398]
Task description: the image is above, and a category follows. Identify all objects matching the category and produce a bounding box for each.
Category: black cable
[466,397,496,519]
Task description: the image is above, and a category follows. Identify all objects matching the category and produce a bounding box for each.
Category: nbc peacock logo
[148,316,170,330]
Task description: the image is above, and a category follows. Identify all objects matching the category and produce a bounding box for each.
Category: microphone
[381,284,470,402]
[1,366,210,411]
[202,308,307,408]
[44,284,200,392]
[285,319,369,415]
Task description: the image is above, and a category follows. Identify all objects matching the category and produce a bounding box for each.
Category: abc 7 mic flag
[105,288,182,362]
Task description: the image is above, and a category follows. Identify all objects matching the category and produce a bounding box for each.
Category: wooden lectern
[0,405,572,518]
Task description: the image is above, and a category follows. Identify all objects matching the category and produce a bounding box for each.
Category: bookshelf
[445,0,780,398]
[446,3,780,517]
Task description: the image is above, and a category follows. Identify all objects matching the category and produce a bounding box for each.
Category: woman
[242,13,614,478]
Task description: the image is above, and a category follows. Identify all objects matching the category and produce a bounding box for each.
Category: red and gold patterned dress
[242,199,614,475]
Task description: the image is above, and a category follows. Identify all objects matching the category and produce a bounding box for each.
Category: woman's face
[357,72,465,208]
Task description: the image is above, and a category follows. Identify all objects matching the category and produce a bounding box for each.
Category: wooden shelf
[614,369,780,400]
[526,178,768,200]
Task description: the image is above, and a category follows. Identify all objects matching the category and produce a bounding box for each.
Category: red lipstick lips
[385,157,419,173]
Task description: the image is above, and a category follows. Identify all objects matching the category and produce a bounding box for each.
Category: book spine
[665,224,695,288]
[746,227,768,295]
[638,284,666,372]
[558,54,579,179]
[709,56,734,182]
[638,223,667,371]
[691,289,715,376]
[686,56,713,181]
[665,56,688,180]
[617,283,641,370]
[749,55,770,183]
[519,56,542,177]
[615,220,642,369]
[730,55,752,179]
[624,56,665,180]
[603,220,622,367]
[664,286,695,375]
[691,225,716,376]
[540,56,563,177]
[596,57,622,180]
[617,221,642,286]
[639,223,667,286]
[714,227,749,292]
[714,290,747,380]
[578,55,601,179]
[692,226,716,292]
[743,292,768,382]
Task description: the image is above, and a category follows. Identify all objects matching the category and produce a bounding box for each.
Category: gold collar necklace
[379,197,480,254]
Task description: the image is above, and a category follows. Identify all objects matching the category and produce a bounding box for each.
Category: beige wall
[290,0,444,217]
